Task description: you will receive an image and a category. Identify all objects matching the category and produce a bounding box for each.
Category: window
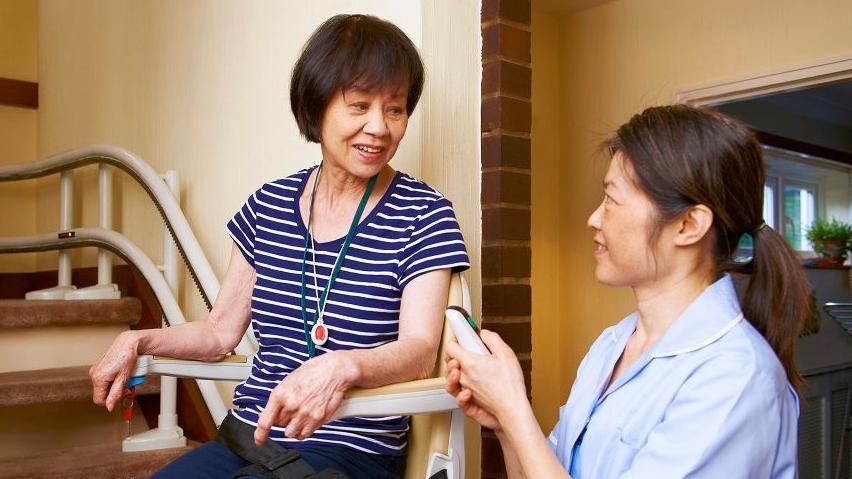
[781,181,817,251]
[736,146,851,256]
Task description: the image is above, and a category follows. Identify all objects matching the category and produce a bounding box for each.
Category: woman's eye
[388,107,404,116]
[351,103,368,112]
[604,194,615,205]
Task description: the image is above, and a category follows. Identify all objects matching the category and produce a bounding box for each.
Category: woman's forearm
[500,401,572,478]
[132,320,233,362]
[134,244,255,361]
[337,336,438,389]
[496,430,527,479]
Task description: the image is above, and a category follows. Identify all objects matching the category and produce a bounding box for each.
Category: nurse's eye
[351,103,369,112]
[604,193,617,205]
[387,106,405,116]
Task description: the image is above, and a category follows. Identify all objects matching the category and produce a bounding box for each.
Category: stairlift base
[122,425,187,452]
[65,283,121,300]
[25,285,77,300]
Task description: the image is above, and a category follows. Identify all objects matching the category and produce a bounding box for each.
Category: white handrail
[0,144,257,352]
[0,227,234,424]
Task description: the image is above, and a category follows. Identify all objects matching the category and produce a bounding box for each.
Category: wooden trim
[0,77,38,109]
[757,131,852,167]
[674,55,852,106]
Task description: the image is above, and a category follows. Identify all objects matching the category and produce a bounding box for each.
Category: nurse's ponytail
[606,105,813,391]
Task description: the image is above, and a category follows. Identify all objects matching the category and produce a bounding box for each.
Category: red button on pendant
[311,323,328,346]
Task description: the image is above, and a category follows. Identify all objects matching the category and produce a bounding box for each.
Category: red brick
[482,60,531,98]
[482,23,531,64]
[483,207,530,242]
[482,284,531,316]
[482,0,532,25]
[482,245,531,279]
[482,96,531,133]
[487,321,531,354]
[482,169,530,206]
[482,134,531,170]
[482,434,507,476]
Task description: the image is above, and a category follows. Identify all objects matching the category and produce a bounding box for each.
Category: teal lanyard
[300,164,378,357]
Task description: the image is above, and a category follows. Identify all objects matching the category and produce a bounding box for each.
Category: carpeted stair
[0,297,197,478]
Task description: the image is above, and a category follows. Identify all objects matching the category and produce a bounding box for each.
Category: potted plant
[806,218,852,266]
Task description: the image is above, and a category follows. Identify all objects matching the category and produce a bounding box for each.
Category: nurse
[446,105,810,478]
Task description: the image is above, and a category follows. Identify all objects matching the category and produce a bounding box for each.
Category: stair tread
[0,440,199,479]
[0,365,160,407]
[0,298,142,329]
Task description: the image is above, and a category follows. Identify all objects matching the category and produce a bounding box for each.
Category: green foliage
[806,218,852,256]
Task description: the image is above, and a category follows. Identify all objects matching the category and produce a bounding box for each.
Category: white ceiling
[531,0,614,15]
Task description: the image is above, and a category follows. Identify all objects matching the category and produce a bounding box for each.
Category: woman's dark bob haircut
[290,14,425,143]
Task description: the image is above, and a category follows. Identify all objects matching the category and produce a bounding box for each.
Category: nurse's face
[318,84,409,179]
[587,152,663,288]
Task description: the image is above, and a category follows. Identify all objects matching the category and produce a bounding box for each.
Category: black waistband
[216,414,345,479]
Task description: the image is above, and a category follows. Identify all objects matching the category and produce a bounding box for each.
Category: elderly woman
[90,14,469,479]
[446,106,809,478]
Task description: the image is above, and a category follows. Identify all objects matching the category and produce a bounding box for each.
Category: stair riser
[0,400,149,459]
[0,324,127,373]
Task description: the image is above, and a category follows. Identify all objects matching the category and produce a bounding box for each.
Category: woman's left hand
[254,351,357,445]
[444,330,529,426]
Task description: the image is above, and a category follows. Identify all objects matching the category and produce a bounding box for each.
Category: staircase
[0,294,195,478]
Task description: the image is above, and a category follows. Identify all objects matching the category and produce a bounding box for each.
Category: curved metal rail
[0,144,257,351]
[0,227,255,423]
[1,145,214,308]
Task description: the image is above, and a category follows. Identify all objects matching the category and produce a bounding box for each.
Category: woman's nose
[363,108,389,137]
[587,202,603,230]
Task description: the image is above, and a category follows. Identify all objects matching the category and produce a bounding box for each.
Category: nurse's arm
[498,400,572,478]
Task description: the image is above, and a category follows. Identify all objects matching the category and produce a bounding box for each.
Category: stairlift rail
[4,147,210,308]
[0,144,256,352]
[0,227,237,424]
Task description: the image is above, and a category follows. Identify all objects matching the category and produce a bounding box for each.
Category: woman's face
[319,84,409,178]
[587,152,664,288]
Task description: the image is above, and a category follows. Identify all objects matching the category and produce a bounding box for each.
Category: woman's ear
[674,204,714,247]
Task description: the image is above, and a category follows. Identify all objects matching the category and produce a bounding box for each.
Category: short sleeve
[226,190,259,268]
[397,197,469,290]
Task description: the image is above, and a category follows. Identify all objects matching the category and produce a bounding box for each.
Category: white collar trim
[651,313,744,358]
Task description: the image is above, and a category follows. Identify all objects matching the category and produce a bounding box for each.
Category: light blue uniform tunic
[549,275,799,478]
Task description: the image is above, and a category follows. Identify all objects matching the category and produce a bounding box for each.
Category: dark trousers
[151,440,405,479]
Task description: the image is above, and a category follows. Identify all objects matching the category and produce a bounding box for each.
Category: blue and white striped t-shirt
[225,166,470,456]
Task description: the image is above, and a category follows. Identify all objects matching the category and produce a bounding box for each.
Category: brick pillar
[480,1,531,477]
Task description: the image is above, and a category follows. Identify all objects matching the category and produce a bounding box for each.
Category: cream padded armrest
[133,358,459,420]
[131,354,252,382]
[334,377,458,420]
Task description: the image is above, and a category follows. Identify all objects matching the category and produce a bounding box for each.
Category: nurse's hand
[254,351,357,445]
[446,358,502,431]
[444,330,528,428]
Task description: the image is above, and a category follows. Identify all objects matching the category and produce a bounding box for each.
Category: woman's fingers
[446,367,463,396]
[104,375,126,412]
[479,329,512,356]
[255,397,286,445]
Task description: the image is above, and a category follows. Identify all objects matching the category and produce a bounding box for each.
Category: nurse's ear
[673,204,714,247]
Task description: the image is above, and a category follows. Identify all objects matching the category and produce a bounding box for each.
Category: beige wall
[36,0,480,321]
[531,0,852,432]
[0,0,38,272]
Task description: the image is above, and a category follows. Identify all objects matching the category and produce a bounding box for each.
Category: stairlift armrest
[334,377,458,420]
[131,354,252,382]
[132,356,459,419]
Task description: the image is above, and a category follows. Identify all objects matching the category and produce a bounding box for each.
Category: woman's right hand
[446,358,502,431]
[89,330,140,412]
[445,330,529,430]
